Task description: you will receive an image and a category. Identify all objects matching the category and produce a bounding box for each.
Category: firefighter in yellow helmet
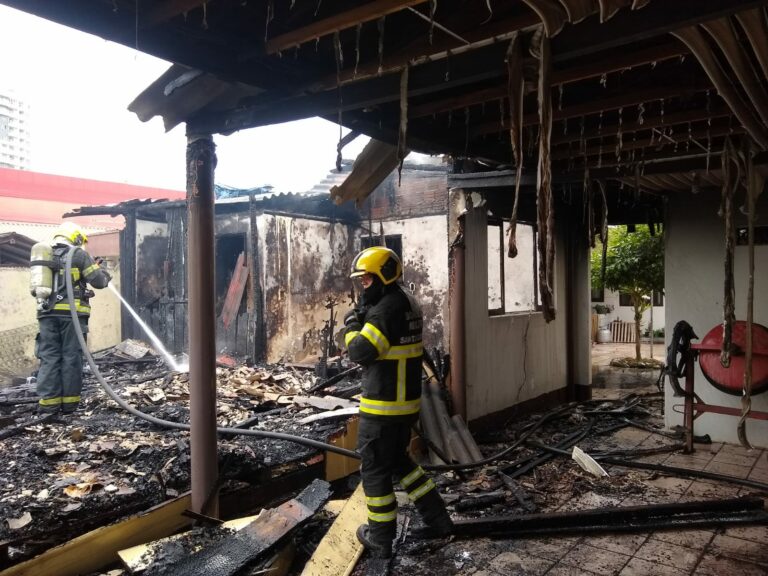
[31,221,111,416]
[343,246,452,558]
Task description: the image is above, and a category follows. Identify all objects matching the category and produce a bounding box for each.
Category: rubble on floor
[3,344,768,576]
[0,343,362,569]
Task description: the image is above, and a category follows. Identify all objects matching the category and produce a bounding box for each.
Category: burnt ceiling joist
[5,0,768,199]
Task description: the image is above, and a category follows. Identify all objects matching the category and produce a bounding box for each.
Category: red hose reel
[695,321,768,396]
[669,320,768,452]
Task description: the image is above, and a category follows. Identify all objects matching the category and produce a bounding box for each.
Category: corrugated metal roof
[0,231,35,267]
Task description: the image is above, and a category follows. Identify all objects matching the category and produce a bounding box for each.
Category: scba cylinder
[30,242,53,300]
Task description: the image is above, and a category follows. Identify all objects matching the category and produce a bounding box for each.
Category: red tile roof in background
[0,167,185,229]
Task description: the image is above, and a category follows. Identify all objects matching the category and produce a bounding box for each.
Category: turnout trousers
[357,416,450,548]
[36,315,88,413]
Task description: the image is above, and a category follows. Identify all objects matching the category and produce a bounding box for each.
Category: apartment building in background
[0,88,31,170]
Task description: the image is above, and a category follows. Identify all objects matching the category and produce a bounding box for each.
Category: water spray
[108,284,183,372]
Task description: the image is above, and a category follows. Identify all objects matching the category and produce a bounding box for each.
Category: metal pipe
[187,134,219,517]
[449,217,467,420]
[684,346,695,454]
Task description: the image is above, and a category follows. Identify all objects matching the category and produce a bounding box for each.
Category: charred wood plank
[220,252,248,329]
[454,491,506,512]
[163,479,331,576]
[499,472,537,513]
[417,497,766,538]
[552,0,768,63]
[265,0,428,55]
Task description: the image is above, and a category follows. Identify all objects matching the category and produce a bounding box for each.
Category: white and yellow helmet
[54,221,88,246]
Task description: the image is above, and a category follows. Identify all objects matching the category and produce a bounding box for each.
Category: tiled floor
[456,430,768,576]
[389,349,768,576]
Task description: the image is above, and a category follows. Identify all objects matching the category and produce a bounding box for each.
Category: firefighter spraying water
[29,221,111,415]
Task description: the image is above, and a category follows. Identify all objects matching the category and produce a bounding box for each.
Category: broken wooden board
[300,483,366,576]
[298,406,359,424]
[161,479,331,576]
[118,511,265,572]
[220,252,249,329]
[0,494,193,576]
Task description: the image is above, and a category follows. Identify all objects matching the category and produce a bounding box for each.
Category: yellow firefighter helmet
[350,246,402,285]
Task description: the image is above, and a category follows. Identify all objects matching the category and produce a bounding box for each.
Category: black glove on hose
[344,309,362,328]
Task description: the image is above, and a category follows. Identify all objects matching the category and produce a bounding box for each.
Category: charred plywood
[261,215,355,363]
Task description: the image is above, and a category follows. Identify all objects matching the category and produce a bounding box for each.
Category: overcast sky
[0,4,372,193]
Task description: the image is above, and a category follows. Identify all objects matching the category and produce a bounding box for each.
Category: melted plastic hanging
[264,0,273,42]
[397,66,409,185]
[334,31,344,172]
[637,102,645,126]
[377,17,386,76]
[706,89,712,172]
[429,0,437,44]
[354,23,362,77]
[615,107,623,160]
[464,106,470,156]
[482,0,493,24]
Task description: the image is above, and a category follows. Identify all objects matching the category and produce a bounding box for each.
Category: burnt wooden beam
[303,10,540,91]
[188,42,510,134]
[469,84,708,138]
[551,105,733,145]
[551,125,744,160]
[583,150,768,179]
[551,0,768,63]
[143,0,207,27]
[411,42,690,119]
[423,497,767,538]
[265,0,428,54]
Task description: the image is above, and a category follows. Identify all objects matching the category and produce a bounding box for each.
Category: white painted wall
[598,289,665,332]
[462,199,568,421]
[665,188,768,447]
[373,215,449,350]
[0,264,121,379]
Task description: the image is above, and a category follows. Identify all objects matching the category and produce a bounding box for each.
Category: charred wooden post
[449,211,467,420]
[119,210,137,340]
[186,134,219,517]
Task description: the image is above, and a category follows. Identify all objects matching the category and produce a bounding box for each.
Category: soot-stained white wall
[665,188,768,446]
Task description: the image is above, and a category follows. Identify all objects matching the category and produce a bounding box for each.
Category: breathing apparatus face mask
[360,276,385,307]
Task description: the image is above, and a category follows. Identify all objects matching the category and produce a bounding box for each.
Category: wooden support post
[186,133,219,517]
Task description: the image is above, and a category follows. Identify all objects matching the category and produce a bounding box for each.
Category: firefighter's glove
[343,309,363,332]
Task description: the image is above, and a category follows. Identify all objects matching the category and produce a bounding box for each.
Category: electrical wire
[64,249,360,460]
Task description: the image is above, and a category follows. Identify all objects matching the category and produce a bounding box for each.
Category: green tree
[592,226,664,360]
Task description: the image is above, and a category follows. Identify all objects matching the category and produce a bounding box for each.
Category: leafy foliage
[591,225,664,359]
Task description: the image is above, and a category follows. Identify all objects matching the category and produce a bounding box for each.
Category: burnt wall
[261,214,356,363]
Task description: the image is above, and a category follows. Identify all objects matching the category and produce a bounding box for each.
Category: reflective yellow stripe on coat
[359,341,423,416]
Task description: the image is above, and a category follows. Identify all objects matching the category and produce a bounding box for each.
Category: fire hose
[64,248,361,459]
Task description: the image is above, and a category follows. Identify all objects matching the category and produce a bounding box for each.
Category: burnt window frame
[487,217,542,317]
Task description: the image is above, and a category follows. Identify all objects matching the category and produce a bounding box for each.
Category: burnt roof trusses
[6,0,768,200]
